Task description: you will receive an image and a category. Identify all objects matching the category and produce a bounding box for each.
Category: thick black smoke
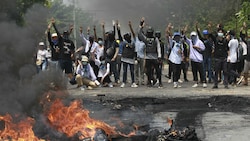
[0,4,67,116]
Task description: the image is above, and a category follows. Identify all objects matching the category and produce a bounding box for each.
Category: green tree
[236,0,250,34]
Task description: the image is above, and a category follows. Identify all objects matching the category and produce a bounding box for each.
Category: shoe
[94,80,100,86]
[225,85,229,89]
[184,79,189,82]
[117,79,120,84]
[212,85,218,89]
[168,79,172,83]
[237,76,244,85]
[178,79,183,83]
[80,86,85,91]
[156,79,159,84]
[87,86,93,90]
[173,82,181,88]
[120,83,125,88]
[192,83,198,88]
[69,79,77,85]
[173,83,178,88]
[152,79,157,86]
[108,83,113,88]
[203,83,207,88]
[131,83,138,88]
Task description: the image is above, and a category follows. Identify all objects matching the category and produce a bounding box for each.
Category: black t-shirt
[58,38,75,60]
[214,38,228,59]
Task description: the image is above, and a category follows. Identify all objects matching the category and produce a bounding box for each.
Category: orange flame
[0,114,44,141]
[47,99,117,139]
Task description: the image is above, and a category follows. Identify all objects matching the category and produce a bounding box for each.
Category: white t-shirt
[98,63,110,78]
[228,38,239,63]
[95,45,104,60]
[37,49,47,60]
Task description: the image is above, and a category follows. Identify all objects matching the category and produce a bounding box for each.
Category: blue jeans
[122,62,135,83]
[203,57,212,82]
[110,60,119,83]
[37,60,47,72]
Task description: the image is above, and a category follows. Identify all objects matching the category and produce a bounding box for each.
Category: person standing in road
[186,31,207,88]
[168,32,184,88]
[138,17,162,88]
[227,30,240,86]
[51,18,75,82]
[120,21,138,88]
[211,28,229,89]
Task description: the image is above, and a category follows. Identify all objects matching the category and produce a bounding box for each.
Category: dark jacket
[47,31,59,61]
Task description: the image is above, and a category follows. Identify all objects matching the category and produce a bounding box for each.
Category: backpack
[145,37,157,53]
[237,42,244,62]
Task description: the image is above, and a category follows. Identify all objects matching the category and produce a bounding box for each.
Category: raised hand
[79,26,83,33]
[51,17,55,24]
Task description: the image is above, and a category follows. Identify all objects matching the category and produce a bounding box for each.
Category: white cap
[39,42,45,46]
[51,33,58,37]
[190,31,197,36]
[81,55,88,62]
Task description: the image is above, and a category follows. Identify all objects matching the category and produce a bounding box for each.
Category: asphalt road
[66,70,250,141]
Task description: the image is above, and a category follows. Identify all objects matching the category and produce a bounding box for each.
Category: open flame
[46,99,117,140]
[0,90,145,140]
[0,114,44,141]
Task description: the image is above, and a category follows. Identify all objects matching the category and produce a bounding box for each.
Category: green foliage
[165,0,240,33]
[236,0,250,31]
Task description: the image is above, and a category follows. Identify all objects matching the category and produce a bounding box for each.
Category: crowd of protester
[35,17,250,90]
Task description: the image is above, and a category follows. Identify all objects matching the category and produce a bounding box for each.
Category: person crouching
[75,55,100,90]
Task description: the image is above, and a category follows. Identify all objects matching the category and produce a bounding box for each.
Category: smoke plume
[0,3,66,116]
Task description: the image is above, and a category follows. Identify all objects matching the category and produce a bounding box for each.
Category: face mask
[82,61,88,66]
[191,36,196,44]
[98,41,103,46]
[191,35,196,41]
[101,61,105,64]
[52,39,58,45]
[217,33,224,37]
